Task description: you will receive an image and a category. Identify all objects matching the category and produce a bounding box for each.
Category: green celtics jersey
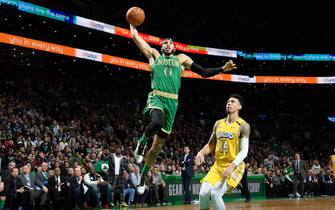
[150,55,183,94]
[284,166,294,180]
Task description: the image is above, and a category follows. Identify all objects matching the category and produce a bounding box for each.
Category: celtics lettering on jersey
[150,55,182,94]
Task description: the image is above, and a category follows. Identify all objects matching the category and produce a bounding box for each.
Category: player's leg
[143,133,166,170]
[199,166,223,210]
[199,182,213,210]
[137,132,167,194]
[137,97,176,194]
[138,97,175,175]
[211,180,228,210]
[135,108,164,163]
[211,163,245,210]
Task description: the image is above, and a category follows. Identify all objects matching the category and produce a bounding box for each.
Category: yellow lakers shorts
[201,162,245,193]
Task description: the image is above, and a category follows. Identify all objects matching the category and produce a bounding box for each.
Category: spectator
[34,162,49,208]
[19,164,37,208]
[305,169,318,196]
[265,170,273,198]
[152,166,166,206]
[4,167,25,210]
[1,161,16,183]
[84,167,113,208]
[311,160,321,175]
[272,169,284,197]
[131,164,149,207]
[105,145,128,208]
[69,166,88,209]
[47,167,69,210]
[293,153,307,198]
[124,171,135,206]
[264,154,275,170]
[180,146,194,204]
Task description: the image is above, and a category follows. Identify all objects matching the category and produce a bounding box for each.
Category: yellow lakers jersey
[331,155,335,177]
[214,117,246,168]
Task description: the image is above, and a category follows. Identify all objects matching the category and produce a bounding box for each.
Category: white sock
[199,182,213,209]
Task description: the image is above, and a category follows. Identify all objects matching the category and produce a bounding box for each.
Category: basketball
[126,7,145,26]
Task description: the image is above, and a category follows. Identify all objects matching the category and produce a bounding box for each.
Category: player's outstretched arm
[130,24,159,61]
[195,121,218,166]
[178,54,237,77]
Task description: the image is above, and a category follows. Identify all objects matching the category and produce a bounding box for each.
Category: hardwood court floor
[135,196,335,210]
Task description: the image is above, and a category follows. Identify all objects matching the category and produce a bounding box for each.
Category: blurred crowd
[0,65,335,209]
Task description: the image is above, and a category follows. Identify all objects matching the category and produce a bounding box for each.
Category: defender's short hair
[229,94,244,107]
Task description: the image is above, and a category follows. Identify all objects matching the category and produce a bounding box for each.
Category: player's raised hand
[195,152,205,166]
[222,60,237,72]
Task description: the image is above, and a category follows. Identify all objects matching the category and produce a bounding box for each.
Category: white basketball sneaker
[134,140,147,164]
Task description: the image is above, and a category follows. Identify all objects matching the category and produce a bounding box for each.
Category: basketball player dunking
[130,23,237,194]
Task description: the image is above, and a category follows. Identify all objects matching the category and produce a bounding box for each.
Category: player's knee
[157,130,168,139]
[210,188,222,201]
[150,109,164,129]
[199,184,211,198]
[151,118,163,130]
[199,189,210,199]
